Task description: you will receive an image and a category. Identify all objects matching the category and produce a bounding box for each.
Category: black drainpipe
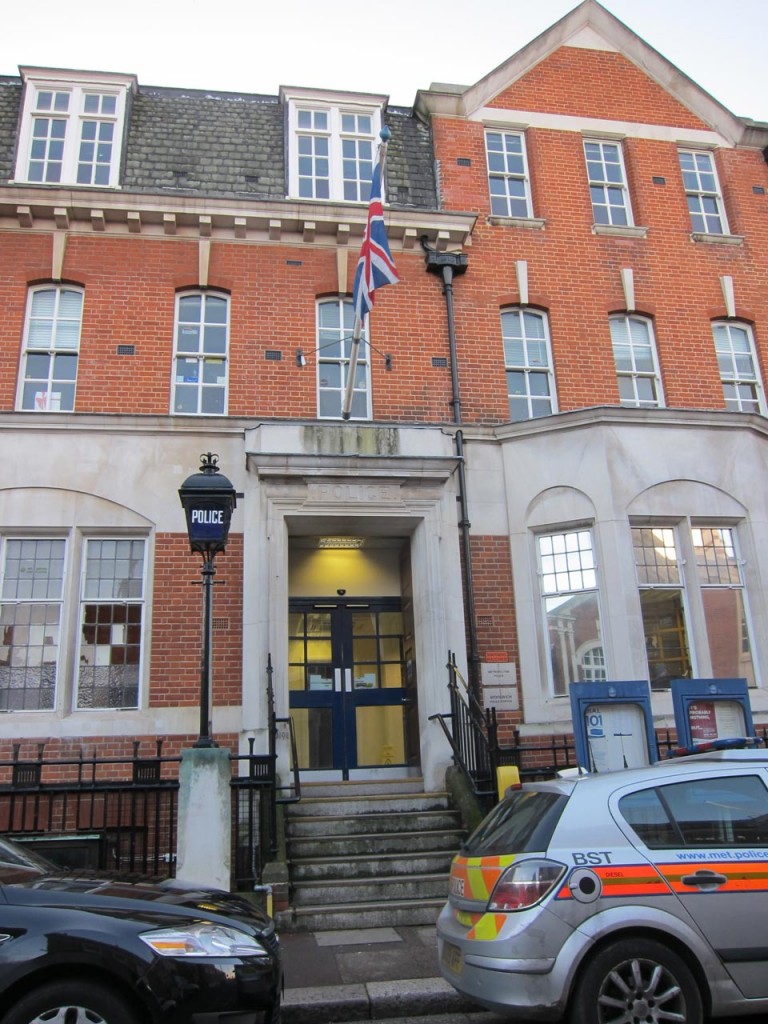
[421,238,480,698]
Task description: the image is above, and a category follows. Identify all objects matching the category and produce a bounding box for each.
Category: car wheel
[1,980,140,1024]
[264,997,281,1024]
[568,937,703,1024]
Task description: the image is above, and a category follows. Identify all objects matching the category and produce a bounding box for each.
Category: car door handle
[680,870,728,888]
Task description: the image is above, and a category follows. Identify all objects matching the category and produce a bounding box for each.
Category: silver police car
[437,748,768,1023]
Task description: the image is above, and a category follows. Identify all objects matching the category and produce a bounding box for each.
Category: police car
[437,747,768,1023]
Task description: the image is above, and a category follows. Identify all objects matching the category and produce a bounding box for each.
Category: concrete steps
[276,779,465,932]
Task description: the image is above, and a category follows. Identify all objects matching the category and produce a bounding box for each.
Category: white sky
[2,0,767,121]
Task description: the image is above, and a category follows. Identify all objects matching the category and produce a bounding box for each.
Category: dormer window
[283,88,384,203]
[15,68,135,188]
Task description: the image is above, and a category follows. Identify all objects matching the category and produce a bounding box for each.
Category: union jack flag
[352,161,400,323]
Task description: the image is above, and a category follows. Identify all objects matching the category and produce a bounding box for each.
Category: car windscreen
[462,789,568,856]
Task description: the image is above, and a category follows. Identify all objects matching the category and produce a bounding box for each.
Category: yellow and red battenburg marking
[466,913,508,940]
[450,854,516,902]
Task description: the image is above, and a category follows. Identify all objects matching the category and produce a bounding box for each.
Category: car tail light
[488,858,565,912]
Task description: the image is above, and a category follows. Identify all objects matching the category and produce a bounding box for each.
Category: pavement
[280,924,505,1024]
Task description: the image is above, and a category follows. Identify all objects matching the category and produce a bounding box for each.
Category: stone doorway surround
[241,423,466,791]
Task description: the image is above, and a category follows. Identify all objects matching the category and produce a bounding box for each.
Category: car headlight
[140,923,270,958]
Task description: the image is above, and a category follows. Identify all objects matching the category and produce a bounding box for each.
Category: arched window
[317,298,371,419]
[18,285,83,412]
[609,314,663,408]
[172,291,229,415]
[712,321,764,414]
[501,308,555,421]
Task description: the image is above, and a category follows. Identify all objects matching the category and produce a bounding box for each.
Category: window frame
[609,314,664,409]
[485,129,533,219]
[75,537,147,711]
[17,284,84,413]
[711,320,765,414]
[15,68,134,188]
[678,149,729,235]
[631,520,758,689]
[537,527,605,697]
[284,90,383,203]
[171,290,230,416]
[583,138,633,227]
[633,524,694,689]
[316,297,372,420]
[501,307,556,421]
[691,524,757,686]
[0,536,68,711]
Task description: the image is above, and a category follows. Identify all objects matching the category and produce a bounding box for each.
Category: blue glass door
[288,599,413,777]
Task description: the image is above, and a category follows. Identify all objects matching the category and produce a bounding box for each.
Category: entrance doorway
[288,598,418,778]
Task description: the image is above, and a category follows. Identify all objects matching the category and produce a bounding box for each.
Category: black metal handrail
[430,651,498,808]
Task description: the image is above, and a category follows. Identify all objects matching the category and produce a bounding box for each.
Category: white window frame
[537,528,605,697]
[284,88,383,203]
[17,284,83,413]
[609,314,664,408]
[691,524,757,686]
[316,297,371,420]
[171,291,230,416]
[633,524,695,689]
[485,129,533,218]
[501,307,556,420]
[678,150,728,235]
[712,320,764,414]
[583,138,633,227]
[75,537,147,711]
[14,68,134,188]
[0,536,67,711]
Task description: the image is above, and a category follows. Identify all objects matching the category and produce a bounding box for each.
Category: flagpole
[341,315,363,420]
[343,132,387,420]
[344,126,398,420]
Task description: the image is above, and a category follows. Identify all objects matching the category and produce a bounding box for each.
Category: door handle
[344,669,352,693]
[334,668,341,693]
[680,870,728,888]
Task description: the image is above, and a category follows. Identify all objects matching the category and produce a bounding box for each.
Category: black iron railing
[430,651,498,808]
[432,655,768,810]
[0,740,180,878]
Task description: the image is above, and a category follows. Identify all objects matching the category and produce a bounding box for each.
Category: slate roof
[0,79,21,183]
[0,76,438,210]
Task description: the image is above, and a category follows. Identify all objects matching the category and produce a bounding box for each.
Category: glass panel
[633,527,680,584]
[290,707,333,769]
[288,664,305,691]
[545,590,602,696]
[306,639,331,662]
[353,664,378,689]
[355,705,406,767]
[380,662,404,687]
[701,588,755,685]
[306,663,334,690]
[639,589,691,689]
[660,776,768,847]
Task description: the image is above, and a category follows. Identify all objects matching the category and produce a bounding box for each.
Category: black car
[0,837,282,1024]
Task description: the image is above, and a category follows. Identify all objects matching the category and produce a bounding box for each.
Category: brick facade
[1,1,768,785]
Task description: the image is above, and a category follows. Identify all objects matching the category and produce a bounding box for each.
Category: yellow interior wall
[289,546,402,597]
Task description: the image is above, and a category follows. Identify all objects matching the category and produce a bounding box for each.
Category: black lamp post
[178,453,238,748]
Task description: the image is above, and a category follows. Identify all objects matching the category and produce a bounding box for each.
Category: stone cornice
[0,185,476,250]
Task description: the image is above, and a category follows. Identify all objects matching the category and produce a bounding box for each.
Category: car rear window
[462,789,568,856]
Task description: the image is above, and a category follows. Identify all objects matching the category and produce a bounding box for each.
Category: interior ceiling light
[317,537,365,549]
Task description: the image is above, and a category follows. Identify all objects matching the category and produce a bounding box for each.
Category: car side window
[621,774,768,849]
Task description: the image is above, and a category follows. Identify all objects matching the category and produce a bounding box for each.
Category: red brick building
[1,1,767,789]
